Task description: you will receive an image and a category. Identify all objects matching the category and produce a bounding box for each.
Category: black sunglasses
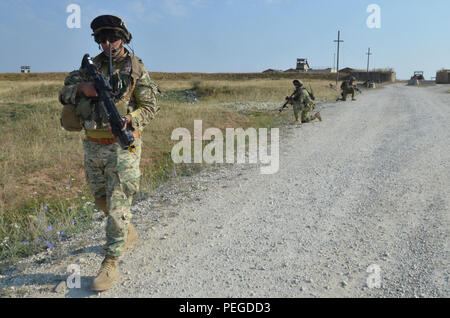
[95,33,122,44]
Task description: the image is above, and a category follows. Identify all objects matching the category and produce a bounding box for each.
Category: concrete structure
[436,69,450,84]
[340,68,396,83]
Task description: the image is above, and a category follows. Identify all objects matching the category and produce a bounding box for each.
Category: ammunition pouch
[60,104,82,132]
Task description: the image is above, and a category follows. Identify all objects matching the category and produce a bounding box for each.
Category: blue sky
[1,0,449,79]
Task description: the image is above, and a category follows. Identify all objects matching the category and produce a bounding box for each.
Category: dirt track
[1,83,449,298]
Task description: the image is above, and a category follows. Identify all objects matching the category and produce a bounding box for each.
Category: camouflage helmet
[91,15,132,44]
[293,79,303,86]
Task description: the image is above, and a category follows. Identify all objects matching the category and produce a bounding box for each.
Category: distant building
[21,66,31,73]
[339,67,355,74]
[340,67,396,83]
[309,67,336,73]
[436,69,450,84]
[296,58,335,73]
[262,68,282,73]
[296,58,310,72]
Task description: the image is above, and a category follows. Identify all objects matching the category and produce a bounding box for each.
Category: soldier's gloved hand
[122,115,132,131]
[106,115,132,137]
[77,82,98,98]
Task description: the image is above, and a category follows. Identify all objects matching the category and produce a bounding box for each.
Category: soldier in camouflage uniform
[339,76,357,101]
[291,80,322,124]
[58,15,159,291]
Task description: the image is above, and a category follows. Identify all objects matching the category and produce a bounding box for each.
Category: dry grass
[0,71,339,82]
[188,78,338,103]
[0,72,337,264]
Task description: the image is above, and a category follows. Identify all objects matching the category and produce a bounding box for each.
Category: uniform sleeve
[129,65,159,130]
[58,70,84,105]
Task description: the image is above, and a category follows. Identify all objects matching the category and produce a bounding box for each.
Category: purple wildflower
[43,205,48,211]
[48,225,53,232]
[45,241,54,249]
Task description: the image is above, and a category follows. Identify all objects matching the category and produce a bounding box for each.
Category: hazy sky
[1,0,449,79]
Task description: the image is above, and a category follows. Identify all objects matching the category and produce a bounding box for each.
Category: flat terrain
[1,83,449,298]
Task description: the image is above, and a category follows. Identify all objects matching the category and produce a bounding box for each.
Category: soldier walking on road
[58,15,160,291]
[290,80,322,124]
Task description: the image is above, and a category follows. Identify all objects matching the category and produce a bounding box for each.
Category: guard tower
[296,58,310,72]
[21,66,31,73]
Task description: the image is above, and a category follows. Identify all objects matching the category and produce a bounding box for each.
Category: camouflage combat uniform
[292,87,317,123]
[59,48,159,257]
[340,79,356,101]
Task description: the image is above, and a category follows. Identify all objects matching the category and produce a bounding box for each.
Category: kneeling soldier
[291,80,322,124]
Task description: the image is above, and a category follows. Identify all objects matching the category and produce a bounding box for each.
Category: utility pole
[334,30,344,87]
[366,47,372,82]
[333,53,336,71]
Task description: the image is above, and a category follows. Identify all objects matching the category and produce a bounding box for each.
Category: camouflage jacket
[59,49,159,135]
[341,80,355,91]
[292,87,313,106]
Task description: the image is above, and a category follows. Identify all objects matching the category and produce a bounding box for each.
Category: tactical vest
[292,87,302,102]
[76,51,143,131]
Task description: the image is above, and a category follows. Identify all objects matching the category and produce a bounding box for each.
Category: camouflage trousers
[83,137,142,258]
[341,87,355,100]
[293,102,316,123]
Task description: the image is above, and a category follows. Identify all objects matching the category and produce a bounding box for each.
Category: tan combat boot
[91,255,119,291]
[315,112,322,122]
[125,223,139,250]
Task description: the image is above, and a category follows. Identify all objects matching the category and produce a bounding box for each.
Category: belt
[87,132,141,145]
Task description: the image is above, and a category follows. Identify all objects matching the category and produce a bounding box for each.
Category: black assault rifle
[279,92,295,113]
[81,53,136,153]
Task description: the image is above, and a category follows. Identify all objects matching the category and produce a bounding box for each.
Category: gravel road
[1,83,449,298]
